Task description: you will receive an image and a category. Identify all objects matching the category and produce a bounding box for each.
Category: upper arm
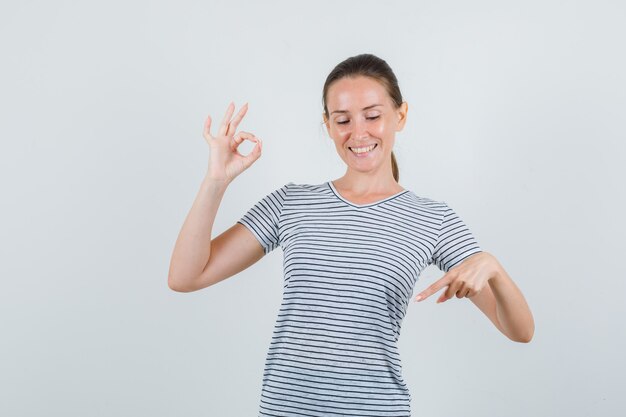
[430,201,482,272]
[429,202,505,332]
[183,182,293,291]
[185,182,292,292]
[190,222,265,291]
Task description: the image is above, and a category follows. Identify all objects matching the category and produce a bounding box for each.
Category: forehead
[327,76,389,111]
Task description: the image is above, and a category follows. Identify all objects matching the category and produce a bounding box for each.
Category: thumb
[240,138,262,169]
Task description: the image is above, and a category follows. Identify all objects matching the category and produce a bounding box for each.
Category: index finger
[415,274,452,302]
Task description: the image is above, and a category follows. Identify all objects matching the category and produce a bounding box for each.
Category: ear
[395,101,408,132]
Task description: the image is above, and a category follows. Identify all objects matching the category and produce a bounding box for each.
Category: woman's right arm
[167,102,264,292]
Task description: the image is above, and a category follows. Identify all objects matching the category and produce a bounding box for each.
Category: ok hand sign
[414,252,496,303]
[203,101,263,184]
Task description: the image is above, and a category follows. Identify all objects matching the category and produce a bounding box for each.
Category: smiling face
[323,75,408,177]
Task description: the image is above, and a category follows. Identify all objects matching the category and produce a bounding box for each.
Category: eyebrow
[330,104,383,115]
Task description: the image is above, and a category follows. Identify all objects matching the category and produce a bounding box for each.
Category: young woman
[168,53,534,416]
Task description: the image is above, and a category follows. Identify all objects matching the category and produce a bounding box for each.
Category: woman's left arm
[415,252,535,343]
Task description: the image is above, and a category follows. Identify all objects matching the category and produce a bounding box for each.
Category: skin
[323,76,535,343]
[168,102,266,293]
[171,85,535,343]
[323,75,407,200]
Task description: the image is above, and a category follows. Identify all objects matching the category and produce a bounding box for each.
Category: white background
[1,1,624,416]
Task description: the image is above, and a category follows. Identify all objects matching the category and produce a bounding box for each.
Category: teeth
[350,144,376,154]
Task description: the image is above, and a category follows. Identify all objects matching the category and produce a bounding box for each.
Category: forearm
[168,175,229,291]
[489,261,535,342]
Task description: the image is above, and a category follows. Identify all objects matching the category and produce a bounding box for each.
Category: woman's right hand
[203,101,263,184]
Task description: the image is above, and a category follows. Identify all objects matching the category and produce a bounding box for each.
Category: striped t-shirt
[237,181,483,417]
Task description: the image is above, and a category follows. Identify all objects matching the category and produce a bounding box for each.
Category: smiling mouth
[349,143,378,154]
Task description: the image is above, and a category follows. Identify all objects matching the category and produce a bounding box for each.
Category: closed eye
[337,116,380,125]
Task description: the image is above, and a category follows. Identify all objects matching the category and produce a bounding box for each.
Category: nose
[351,118,368,140]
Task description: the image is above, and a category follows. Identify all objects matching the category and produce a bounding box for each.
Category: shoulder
[281,181,331,196]
[399,190,449,215]
[265,182,329,207]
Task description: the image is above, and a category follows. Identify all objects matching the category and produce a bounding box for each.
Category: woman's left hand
[414,252,498,303]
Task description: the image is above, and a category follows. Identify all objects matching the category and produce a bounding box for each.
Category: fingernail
[415,295,422,302]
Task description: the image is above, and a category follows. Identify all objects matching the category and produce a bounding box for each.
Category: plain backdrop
[1,1,624,416]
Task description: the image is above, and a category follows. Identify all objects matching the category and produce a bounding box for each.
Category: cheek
[372,119,390,137]
[334,125,351,136]
[333,128,351,143]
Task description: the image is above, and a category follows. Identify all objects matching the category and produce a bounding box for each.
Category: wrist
[201,176,230,193]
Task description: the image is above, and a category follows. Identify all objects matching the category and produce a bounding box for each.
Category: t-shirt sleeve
[429,201,483,272]
[236,182,292,255]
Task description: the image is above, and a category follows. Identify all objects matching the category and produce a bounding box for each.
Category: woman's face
[323,75,408,176]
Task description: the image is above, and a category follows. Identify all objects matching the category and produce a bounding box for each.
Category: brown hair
[322,53,403,182]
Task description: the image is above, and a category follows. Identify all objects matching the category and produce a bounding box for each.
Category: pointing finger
[437,280,461,303]
[415,273,452,302]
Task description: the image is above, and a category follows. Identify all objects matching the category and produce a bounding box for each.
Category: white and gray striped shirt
[237,181,483,417]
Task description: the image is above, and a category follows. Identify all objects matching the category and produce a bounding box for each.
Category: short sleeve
[237,182,292,255]
[429,201,483,272]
